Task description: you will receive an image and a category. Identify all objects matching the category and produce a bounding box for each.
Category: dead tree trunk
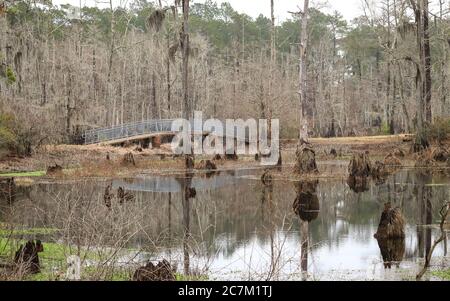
[422,0,432,124]
[268,0,275,139]
[181,0,194,170]
[181,0,190,120]
[151,71,158,118]
[107,0,116,126]
[166,33,172,116]
[294,147,318,175]
[347,152,373,193]
[299,0,310,142]
[409,0,430,151]
[416,202,450,280]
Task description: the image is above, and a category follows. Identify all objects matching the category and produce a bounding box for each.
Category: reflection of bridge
[83,119,253,145]
[111,170,254,193]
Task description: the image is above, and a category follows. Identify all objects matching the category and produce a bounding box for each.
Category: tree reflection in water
[182,170,196,276]
[415,171,434,264]
[293,180,320,280]
[2,169,450,280]
[376,238,405,269]
[347,176,370,193]
[261,175,276,280]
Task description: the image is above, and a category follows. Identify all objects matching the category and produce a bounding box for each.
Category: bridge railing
[83,119,254,145]
[83,119,176,144]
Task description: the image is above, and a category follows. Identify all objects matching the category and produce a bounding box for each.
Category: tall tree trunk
[409,0,429,151]
[439,0,447,117]
[423,0,432,123]
[166,34,171,117]
[397,64,412,133]
[151,71,158,118]
[268,0,275,139]
[299,0,310,142]
[386,0,395,134]
[181,0,191,120]
[181,0,194,168]
[108,0,116,126]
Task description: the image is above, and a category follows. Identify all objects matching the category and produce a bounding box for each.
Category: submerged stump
[384,153,402,166]
[117,187,135,204]
[330,148,338,158]
[372,161,389,178]
[152,136,162,149]
[185,186,197,199]
[347,175,370,193]
[347,152,394,192]
[133,260,176,281]
[293,181,320,223]
[348,152,372,178]
[122,152,136,166]
[374,203,405,239]
[46,164,63,176]
[393,149,405,158]
[185,155,195,170]
[225,151,239,161]
[14,240,44,275]
[415,151,439,168]
[347,153,372,192]
[196,160,217,171]
[376,238,405,269]
[261,169,273,187]
[294,147,318,175]
[431,147,449,162]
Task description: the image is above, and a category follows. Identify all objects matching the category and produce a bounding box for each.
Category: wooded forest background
[0,0,449,145]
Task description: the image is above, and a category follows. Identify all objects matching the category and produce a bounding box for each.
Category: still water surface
[1,168,449,280]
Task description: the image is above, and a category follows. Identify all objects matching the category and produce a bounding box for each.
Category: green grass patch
[0,237,14,256]
[0,237,98,262]
[1,236,191,281]
[0,227,59,236]
[176,273,209,281]
[26,265,133,281]
[0,171,46,178]
[0,236,135,281]
[432,269,450,280]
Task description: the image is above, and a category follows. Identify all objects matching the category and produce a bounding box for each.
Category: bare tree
[408,0,430,151]
[416,202,450,280]
[299,0,310,142]
[181,0,191,120]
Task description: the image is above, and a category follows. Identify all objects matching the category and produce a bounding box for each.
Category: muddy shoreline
[0,135,448,182]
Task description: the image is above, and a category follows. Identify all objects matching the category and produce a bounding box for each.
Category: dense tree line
[0,0,448,146]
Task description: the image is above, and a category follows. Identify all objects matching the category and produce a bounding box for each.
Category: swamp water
[1,168,449,281]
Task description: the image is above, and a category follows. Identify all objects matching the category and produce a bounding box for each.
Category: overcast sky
[52,0,365,22]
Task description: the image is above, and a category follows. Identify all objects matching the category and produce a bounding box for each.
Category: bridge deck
[91,132,175,146]
[83,119,176,145]
[83,119,253,145]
